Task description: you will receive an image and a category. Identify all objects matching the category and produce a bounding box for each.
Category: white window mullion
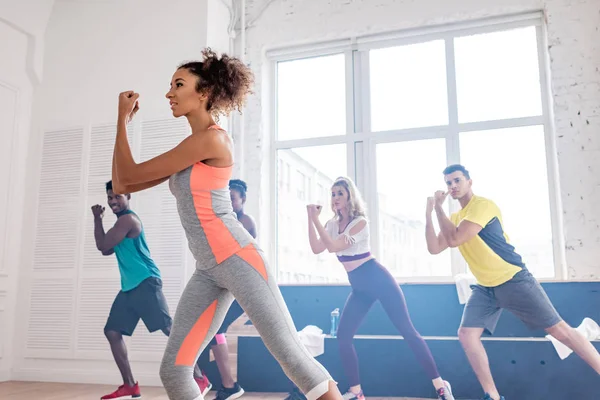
[365,138,380,261]
[444,37,467,277]
[353,49,380,259]
[345,48,356,136]
[345,49,357,182]
[536,24,567,280]
[274,135,348,150]
[350,46,370,193]
[445,36,460,159]
[266,39,352,61]
[367,127,449,144]
[270,60,280,278]
[458,116,544,132]
[359,50,372,136]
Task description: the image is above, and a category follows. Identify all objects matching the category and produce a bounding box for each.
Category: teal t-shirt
[113,210,161,291]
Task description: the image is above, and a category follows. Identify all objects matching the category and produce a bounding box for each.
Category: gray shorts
[461,269,562,334]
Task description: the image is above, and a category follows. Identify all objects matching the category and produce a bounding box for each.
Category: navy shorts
[104,277,172,336]
[461,269,562,334]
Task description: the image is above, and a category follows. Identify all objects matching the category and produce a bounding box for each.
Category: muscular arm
[112,117,229,194]
[425,212,449,254]
[94,215,137,254]
[434,205,482,247]
[94,217,114,255]
[312,217,367,253]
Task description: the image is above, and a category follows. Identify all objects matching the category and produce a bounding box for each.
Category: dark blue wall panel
[238,336,600,399]
[207,282,600,399]
[276,283,600,338]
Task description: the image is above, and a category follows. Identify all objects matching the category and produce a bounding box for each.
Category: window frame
[268,11,566,283]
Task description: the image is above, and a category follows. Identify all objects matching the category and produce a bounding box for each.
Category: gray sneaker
[342,390,364,400]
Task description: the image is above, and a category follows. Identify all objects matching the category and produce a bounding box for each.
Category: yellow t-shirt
[450,195,524,287]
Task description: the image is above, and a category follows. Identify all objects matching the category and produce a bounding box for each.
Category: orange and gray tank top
[168,133,255,268]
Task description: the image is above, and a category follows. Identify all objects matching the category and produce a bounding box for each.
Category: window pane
[375,139,451,277]
[459,126,554,278]
[277,55,346,141]
[455,26,542,123]
[370,40,448,132]
[276,144,348,283]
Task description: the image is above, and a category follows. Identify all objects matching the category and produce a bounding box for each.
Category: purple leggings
[338,259,440,386]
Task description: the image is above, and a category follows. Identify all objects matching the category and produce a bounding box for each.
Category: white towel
[455,273,477,304]
[298,325,326,357]
[545,318,600,359]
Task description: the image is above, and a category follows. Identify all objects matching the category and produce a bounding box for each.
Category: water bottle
[330,308,340,337]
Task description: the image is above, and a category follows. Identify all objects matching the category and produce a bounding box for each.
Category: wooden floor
[0,381,429,400]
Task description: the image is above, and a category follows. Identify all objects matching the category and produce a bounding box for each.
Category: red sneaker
[195,373,212,397]
[100,382,141,399]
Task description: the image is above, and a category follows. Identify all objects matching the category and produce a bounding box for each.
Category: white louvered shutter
[128,119,191,357]
[26,128,83,355]
[26,279,74,353]
[33,128,84,270]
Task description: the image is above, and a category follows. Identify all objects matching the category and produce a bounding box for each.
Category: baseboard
[11,367,162,386]
[0,368,10,382]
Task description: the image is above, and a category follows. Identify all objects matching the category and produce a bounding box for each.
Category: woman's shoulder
[239,213,255,224]
[350,215,368,225]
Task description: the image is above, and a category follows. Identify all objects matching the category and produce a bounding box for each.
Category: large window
[276,145,348,284]
[271,13,561,283]
[376,139,452,278]
[370,40,448,131]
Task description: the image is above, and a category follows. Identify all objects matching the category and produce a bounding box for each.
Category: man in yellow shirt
[425,164,600,400]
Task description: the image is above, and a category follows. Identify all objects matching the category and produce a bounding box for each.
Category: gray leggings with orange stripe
[160,249,332,400]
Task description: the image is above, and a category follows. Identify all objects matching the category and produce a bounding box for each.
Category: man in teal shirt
[92,180,209,400]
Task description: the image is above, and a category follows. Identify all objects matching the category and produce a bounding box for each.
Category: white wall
[13,0,231,385]
[207,0,236,134]
[0,0,54,82]
[239,0,600,280]
[207,0,234,54]
[0,0,54,382]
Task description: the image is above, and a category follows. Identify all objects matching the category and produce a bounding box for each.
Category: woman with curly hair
[111,48,342,400]
[306,177,455,400]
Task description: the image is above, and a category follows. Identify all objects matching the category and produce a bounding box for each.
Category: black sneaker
[482,394,505,400]
[214,383,245,400]
[283,388,307,400]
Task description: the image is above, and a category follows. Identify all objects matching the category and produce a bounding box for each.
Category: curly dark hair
[178,48,254,117]
[229,179,248,198]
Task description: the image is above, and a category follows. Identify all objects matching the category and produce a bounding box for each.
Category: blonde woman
[307,177,454,400]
